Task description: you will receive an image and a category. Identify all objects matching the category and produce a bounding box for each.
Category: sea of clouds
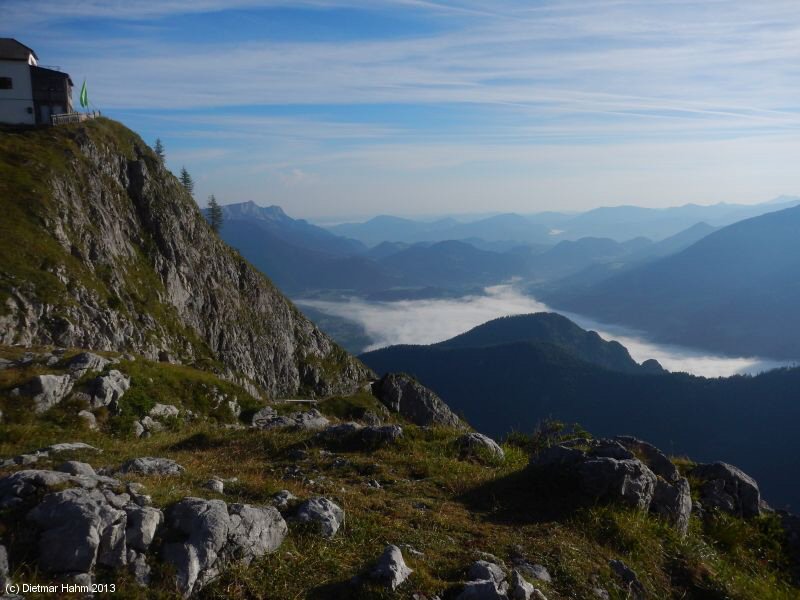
[299,285,792,378]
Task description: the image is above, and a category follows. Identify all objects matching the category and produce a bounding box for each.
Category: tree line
[153,138,223,233]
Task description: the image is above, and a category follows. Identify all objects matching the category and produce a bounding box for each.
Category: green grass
[0,350,798,599]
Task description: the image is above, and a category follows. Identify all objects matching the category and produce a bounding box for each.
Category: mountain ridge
[0,119,370,397]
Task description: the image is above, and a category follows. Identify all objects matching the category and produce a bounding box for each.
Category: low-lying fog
[299,285,793,378]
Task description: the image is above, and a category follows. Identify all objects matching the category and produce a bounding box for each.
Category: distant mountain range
[326,196,799,245]
[328,213,551,246]
[216,201,730,297]
[360,313,800,508]
[546,204,800,360]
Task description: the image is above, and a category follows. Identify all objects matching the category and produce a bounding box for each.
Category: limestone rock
[149,403,179,418]
[77,410,98,430]
[457,578,508,600]
[140,415,165,434]
[118,457,185,477]
[124,504,163,551]
[369,544,413,590]
[691,462,761,518]
[577,457,657,510]
[509,569,540,600]
[651,477,692,536]
[90,370,130,408]
[67,352,110,378]
[11,374,74,413]
[271,489,297,512]
[56,461,97,477]
[295,497,344,538]
[253,408,330,431]
[515,562,550,583]
[457,433,505,462]
[372,373,462,428]
[529,437,691,534]
[27,487,129,573]
[162,497,286,597]
[469,560,506,587]
[204,478,225,494]
[251,406,278,427]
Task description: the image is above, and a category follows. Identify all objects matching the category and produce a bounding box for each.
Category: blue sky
[4,1,800,219]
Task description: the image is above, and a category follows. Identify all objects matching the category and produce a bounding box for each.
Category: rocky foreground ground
[1,346,799,599]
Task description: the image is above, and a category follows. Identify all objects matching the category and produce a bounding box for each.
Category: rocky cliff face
[0,119,370,397]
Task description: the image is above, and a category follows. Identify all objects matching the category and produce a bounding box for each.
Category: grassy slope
[0,347,796,599]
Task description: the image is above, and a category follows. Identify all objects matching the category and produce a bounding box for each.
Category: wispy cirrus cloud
[4,1,800,216]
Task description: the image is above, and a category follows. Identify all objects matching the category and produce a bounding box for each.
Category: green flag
[79,80,88,108]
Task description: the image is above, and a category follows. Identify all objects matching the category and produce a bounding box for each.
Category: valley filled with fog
[298,285,793,377]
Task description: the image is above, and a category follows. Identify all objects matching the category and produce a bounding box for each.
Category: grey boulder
[295,496,344,538]
[691,462,761,518]
[457,433,505,462]
[530,437,691,535]
[251,406,278,427]
[162,497,287,597]
[125,505,163,551]
[149,403,179,418]
[11,374,74,413]
[67,352,110,378]
[0,468,120,509]
[27,487,128,573]
[118,457,185,477]
[372,373,463,428]
[457,578,508,600]
[90,370,130,408]
[577,457,657,510]
[252,408,330,431]
[271,489,297,512]
[468,560,506,588]
[56,461,97,477]
[77,409,98,430]
[509,569,547,600]
[369,544,413,590]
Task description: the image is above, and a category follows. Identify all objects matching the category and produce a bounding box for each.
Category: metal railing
[50,111,100,126]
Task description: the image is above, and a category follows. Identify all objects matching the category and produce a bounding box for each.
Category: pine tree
[154,138,165,162]
[208,194,223,233]
[179,167,194,196]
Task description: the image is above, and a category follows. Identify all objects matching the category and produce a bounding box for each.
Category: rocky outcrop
[0,442,100,471]
[530,437,692,535]
[369,545,413,590]
[117,457,185,477]
[67,352,111,378]
[0,119,370,398]
[163,497,287,597]
[252,408,330,431]
[10,374,73,413]
[457,433,505,462]
[458,559,547,600]
[295,497,344,538]
[691,462,761,518]
[27,487,131,574]
[372,373,462,428]
[0,464,287,596]
[89,369,130,408]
